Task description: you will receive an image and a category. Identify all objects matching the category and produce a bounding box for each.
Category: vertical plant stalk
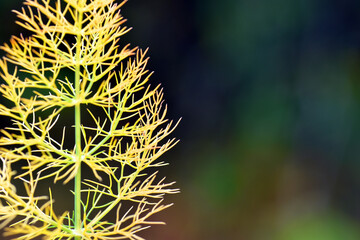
[74,3,84,238]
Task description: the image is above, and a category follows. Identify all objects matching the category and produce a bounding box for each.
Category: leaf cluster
[0,0,179,239]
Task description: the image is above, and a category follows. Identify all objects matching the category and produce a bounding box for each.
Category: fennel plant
[0,0,179,239]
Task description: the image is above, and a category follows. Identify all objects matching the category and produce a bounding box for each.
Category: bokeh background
[1,0,360,239]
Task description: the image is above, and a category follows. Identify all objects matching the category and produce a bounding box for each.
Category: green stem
[74,103,82,239]
[74,5,84,239]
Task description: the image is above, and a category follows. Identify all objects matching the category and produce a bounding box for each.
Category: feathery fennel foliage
[0,0,179,239]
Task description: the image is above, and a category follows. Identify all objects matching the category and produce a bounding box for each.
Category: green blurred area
[275,211,360,240]
[1,0,360,239]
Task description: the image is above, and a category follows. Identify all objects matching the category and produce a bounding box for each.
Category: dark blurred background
[1,0,360,239]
